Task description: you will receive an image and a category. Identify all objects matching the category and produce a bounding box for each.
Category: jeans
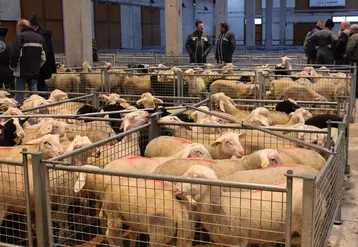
[37,77,48,92]
[15,77,38,104]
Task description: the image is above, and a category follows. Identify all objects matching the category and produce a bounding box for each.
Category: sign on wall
[309,0,346,7]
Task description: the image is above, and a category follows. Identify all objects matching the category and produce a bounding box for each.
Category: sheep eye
[270,158,276,162]
[44,141,51,146]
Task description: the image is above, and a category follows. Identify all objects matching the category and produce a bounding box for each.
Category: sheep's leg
[106,218,124,246]
[128,229,139,247]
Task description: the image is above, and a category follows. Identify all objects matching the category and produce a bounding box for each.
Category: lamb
[65,120,116,143]
[153,149,283,178]
[99,143,212,173]
[145,132,246,159]
[22,118,67,143]
[74,165,195,247]
[277,148,326,170]
[210,80,259,98]
[136,92,163,108]
[269,108,313,127]
[1,107,31,128]
[305,114,343,129]
[123,75,152,95]
[274,56,292,75]
[0,97,18,111]
[275,99,301,114]
[81,61,105,91]
[0,90,10,99]
[183,69,206,97]
[174,165,307,246]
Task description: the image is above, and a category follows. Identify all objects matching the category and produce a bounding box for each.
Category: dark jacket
[37,26,56,79]
[345,32,358,63]
[215,31,236,63]
[185,30,212,63]
[307,29,338,48]
[305,26,322,64]
[0,39,13,82]
[335,29,350,63]
[10,27,46,80]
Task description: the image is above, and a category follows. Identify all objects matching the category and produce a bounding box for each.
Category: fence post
[87,88,99,109]
[31,152,53,247]
[148,114,159,141]
[285,170,293,247]
[326,120,332,149]
[205,92,212,110]
[301,177,315,247]
[177,72,184,97]
[258,71,266,107]
[103,70,110,93]
[21,149,33,247]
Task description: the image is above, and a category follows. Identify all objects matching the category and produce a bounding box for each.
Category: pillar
[265,0,273,48]
[245,0,255,47]
[215,0,228,37]
[279,0,287,46]
[165,0,183,60]
[62,0,93,66]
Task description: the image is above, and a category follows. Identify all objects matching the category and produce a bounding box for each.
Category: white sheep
[0,97,18,111]
[277,148,326,170]
[0,91,11,99]
[174,165,308,246]
[184,69,206,97]
[123,75,152,95]
[136,92,163,108]
[153,149,283,178]
[74,165,195,247]
[210,80,259,99]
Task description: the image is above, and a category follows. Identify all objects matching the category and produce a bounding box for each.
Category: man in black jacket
[305,20,325,64]
[0,26,13,89]
[335,21,351,65]
[215,22,236,64]
[10,19,46,104]
[29,14,56,92]
[185,20,212,63]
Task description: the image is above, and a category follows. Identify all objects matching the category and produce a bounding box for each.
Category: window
[346,16,358,22]
[255,18,262,25]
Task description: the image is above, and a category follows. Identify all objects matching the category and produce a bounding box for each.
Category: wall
[227,0,245,45]
[0,0,21,20]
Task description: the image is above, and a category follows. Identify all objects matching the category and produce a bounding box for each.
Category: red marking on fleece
[123,156,151,160]
[253,181,286,193]
[102,146,110,150]
[172,137,193,144]
[184,158,216,164]
[0,148,14,151]
[278,148,299,150]
[260,165,296,170]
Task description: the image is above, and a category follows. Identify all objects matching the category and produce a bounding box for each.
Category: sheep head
[120,111,149,131]
[25,134,64,159]
[82,61,92,72]
[181,144,212,159]
[49,89,68,102]
[136,93,163,108]
[211,132,247,159]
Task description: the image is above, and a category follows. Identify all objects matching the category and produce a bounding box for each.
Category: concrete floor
[328,104,358,246]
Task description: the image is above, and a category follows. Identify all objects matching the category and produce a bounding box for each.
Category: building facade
[0,0,357,53]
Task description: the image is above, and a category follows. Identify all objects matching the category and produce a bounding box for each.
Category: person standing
[9,19,46,104]
[335,21,351,65]
[215,22,236,64]
[305,20,326,64]
[307,19,338,65]
[0,25,14,89]
[185,20,212,64]
[29,14,56,92]
[345,24,358,97]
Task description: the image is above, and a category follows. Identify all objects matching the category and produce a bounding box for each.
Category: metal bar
[31,152,53,247]
[103,70,110,93]
[45,163,288,192]
[300,178,315,247]
[7,90,87,96]
[0,159,22,165]
[0,243,27,247]
[326,120,332,149]
[285,170,293,247]
[232,98,338,106]
[48,123,151,161]
[21,149,33,247]
[21,94,94,113]
[184,105,333,154]
[168,98,210,116]
[148,115,159,141]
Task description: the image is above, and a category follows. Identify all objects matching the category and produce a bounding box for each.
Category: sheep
[146,132,246,159]
[136,93,163,108]
[123,75,152,95]
[274,56,292,75]
[210,80,259,98]
[74,165,195,247]
[244,107,273,126]
[65,120,116,143]
[153,149,283,178]
[307,80,350,102]
[0,118,27,146]
[98,143,212,173]
[1,107,32,128]
[305,114,343,129]
[98,93,122,104]
[183,69,206,97]
[0,90,10,99]
[275,99,301,114]
[270,108,313,127]
[277,148,326,170]
[189,106,226,133]
[0,97,18,111]
[174,165,308,246]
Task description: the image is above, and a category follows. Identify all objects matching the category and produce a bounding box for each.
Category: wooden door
[293,23,316,45]
[94,1,122,50]
[141,6,161,48]
[1,21,17,44]
[20,0,64,53]
[255,24,262,45]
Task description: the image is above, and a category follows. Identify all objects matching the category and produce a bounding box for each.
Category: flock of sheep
[0,56,349,246]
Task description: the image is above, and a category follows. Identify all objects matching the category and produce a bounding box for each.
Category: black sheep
[305,114,343,129]
[275,99,301,115]
[0,118,28,146]
[127,63,148,74]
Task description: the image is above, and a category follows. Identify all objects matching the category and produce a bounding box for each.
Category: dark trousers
[37,77,48,91]
[315,47,335,65]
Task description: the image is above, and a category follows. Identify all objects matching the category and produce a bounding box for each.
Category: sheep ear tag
[100,109,105,113]
[261,160,268,168]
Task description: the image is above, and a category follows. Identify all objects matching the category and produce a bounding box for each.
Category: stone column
[62,0,93,66]
[245,0,255,47]
[215,0,228,37]
[165,0,183,63]
[265,0,273,48]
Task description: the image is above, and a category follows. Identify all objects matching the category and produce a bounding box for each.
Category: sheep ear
[136,99,143,106]
[219,100,226,112]
[67,141,76,153]
[181,146,193,158]
[190,111,198,121]
[121,120,130,131]
[74,173,87,193]
[238,133,247,138]
[154,97,163,104]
